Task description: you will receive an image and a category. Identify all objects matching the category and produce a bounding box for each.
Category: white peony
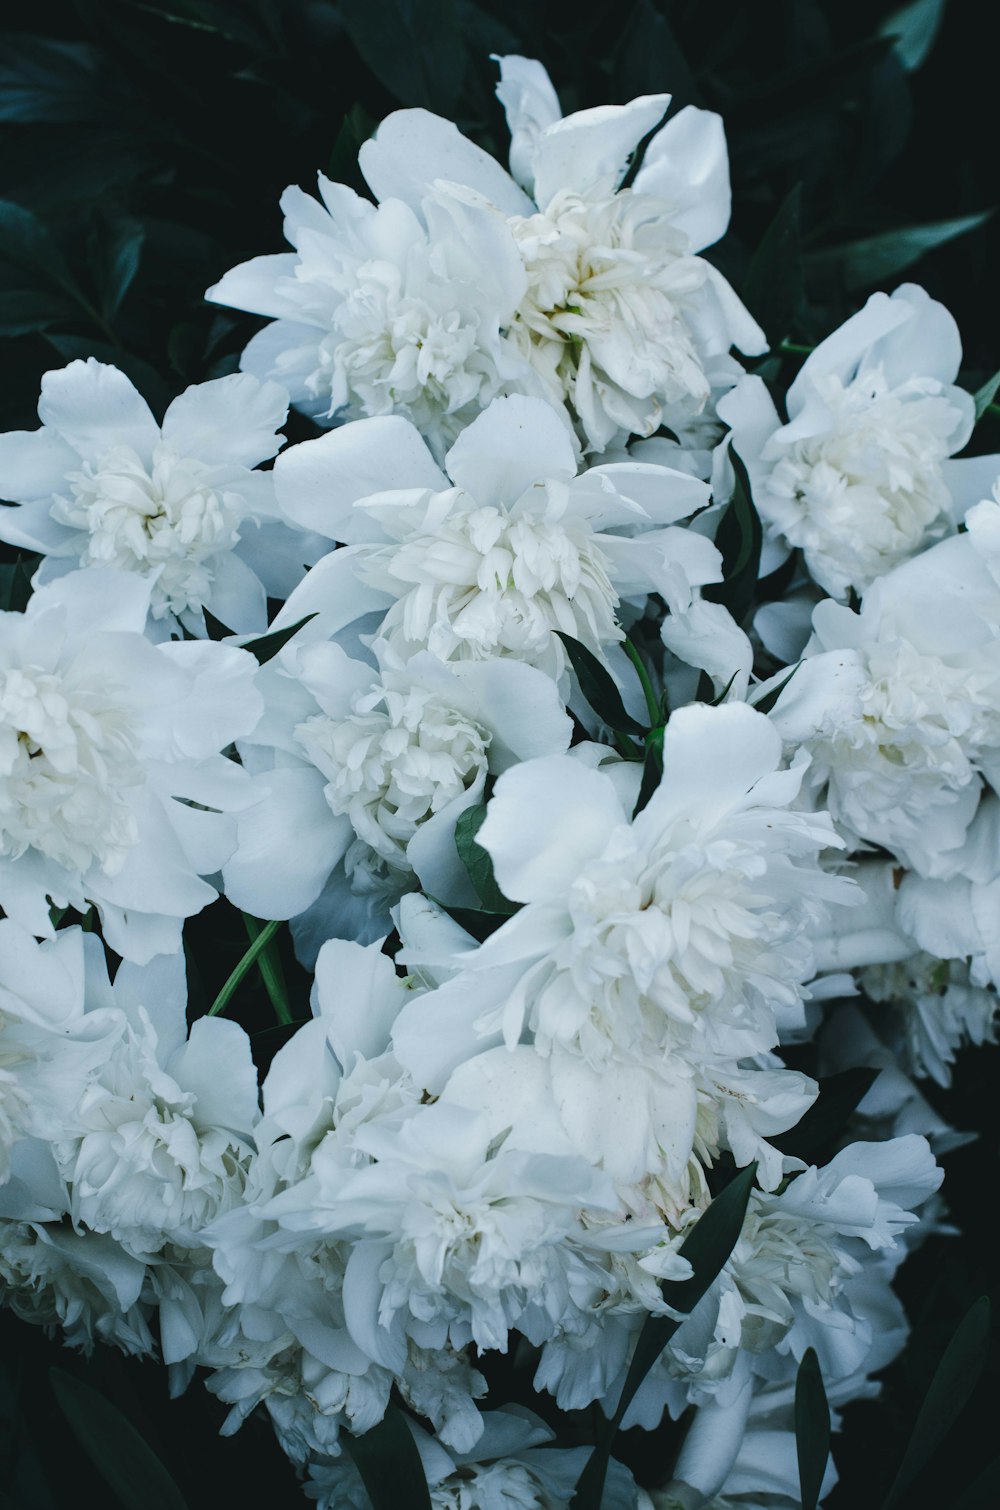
[393,702,854,1208]
[207,176,528,461]
[719,284,994,598]
[0,360,319,637]
[0,568,262,960]
[268,394,715,683]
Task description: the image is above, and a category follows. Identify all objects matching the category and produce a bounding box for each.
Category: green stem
[779,340,814,356]
[208,918,285,1019]
[623,638,661,728]
[243,913,294,1025]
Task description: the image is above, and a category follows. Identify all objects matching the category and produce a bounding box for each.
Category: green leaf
[951,1453,1000,1510]
[556,632,648,737]
[241,613,318,665]
[881,1297,992,1509]
[339,0,466,113]
[0,34,105,124]
[879,0,948,72]
[974,368,1000,421]
[703,449,762,626]
[772,1068,879,1161]
[795,1349,831,1510]
[454,805,519,916]
[0,200,84,300]
[810,211,993,291]
[208,918,285,1017]
[572,1164,757,1509]
[633,726,664,818]
[97,215,145,321]
[243,913,292,1026]
[48,1370,189,1510]
[0,556,35,612]
[752,663,799,717]
[742,183,804,348]
[341,1405,432,1510]
[0,289,80,336]
[610,0,702,109]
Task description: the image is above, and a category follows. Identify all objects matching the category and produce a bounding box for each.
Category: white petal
[274,418,446,541]
[162,374,288,468]
[222,766,348,920]
[27,565,151,633]
[169,1017,259,1137]
[0,427,79,500]
[267,545,394,642]
[203,550,268,636]
[238,319,328,409]
[450,658,573,769]
[37,360,159,466]
[444,395,577,506]
[633,106,732,251]
[359,110,533,218]
[788,291,912,413]
[645,702,783,830]
[154,640,263,754]
[873,282,962,387]
[205,252,302,318]
[313,936,406,1066]
[532,95,671,207]
[477,754,626,904]
[493,54,562,192]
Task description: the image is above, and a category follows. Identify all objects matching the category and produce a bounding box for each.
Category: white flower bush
[1,41,995,1510]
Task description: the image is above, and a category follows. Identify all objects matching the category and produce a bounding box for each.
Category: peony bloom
[393,702,854,1208]
[222,640,572,957]
[207,175,529,462]
[0,568,262,960]
[719,284,997,598]
[356,55,765,453]
[268,394,715,683]
[0,360,314,637]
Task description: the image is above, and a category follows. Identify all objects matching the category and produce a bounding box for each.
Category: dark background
[1,3,997,1506]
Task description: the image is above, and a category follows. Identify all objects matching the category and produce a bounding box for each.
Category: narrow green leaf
[633,727,664,818]
[752,663,799,716]
[743,183,804,348]
[703,449,762,626]
[881,1296,992,1510]
[772,1068,879,1161]
[339,0,465,113]
[201,606,234,641]
[556,631,647,736]
[243,913,292,1025]
[951,1453,1000,1510]
[0,556,35,612]
[810,211,993,291]
[879,0,947,72]
[0,199,83,300]
[0,289,79,336]
[454,805,519,916]
[48,1369,189,1510]
[341,1406,432,1510]
[208,918,285,1017]
[974,369,1000,421]
[0,34,105,124]
[795,1348,831,1510]
[241,612,318,665]
[98,215,145,321]
[572,1164,757,1508]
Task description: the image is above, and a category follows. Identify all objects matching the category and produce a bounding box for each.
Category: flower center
[54,442,245,619]
[365,496,621,665]
[0,663,145,874]
[295,682,490,869]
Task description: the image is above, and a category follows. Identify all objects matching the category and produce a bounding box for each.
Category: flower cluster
[2,49,995,1510]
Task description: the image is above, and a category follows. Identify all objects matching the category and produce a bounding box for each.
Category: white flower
[207,177,528,461]
[50,945,259,1256]
[768,506,1000,874]
[0,361,312,636]
[393,703,853,1205]
[860,952,997,1088]
[355,57,765,453]
[719,284,992,598]
[0,568,262,960]
[221,639,571,954]
[268,394,715,682]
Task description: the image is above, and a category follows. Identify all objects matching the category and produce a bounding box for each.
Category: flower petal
[37,359,159,466]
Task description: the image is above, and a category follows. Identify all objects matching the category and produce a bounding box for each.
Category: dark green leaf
[809,212,993,291]
[0,34,105,124]
[881,1296,992,1509]
[703,449,762,626]
[341,1405,432,1510]
[772,1068,879,1160]
[742,183,804,348]
[974,369,1000,421]
[611,0,702,109]
[339,0,466,113]
[0,556,36,612]
[572,1164,757,1509]
[241,613,317,665]
[633,727,664,817]
[556,632,647,736]
[879,0,947,72]
[795,1348,831,1510]
[752,663,799,716]
[48,1369,190,1510]
[454,805,519,916]
[951,1453,1000,1510]
[201,607,234,641]
[0,289,80,336]
[0,200,84,300]
[97,215,145,321]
